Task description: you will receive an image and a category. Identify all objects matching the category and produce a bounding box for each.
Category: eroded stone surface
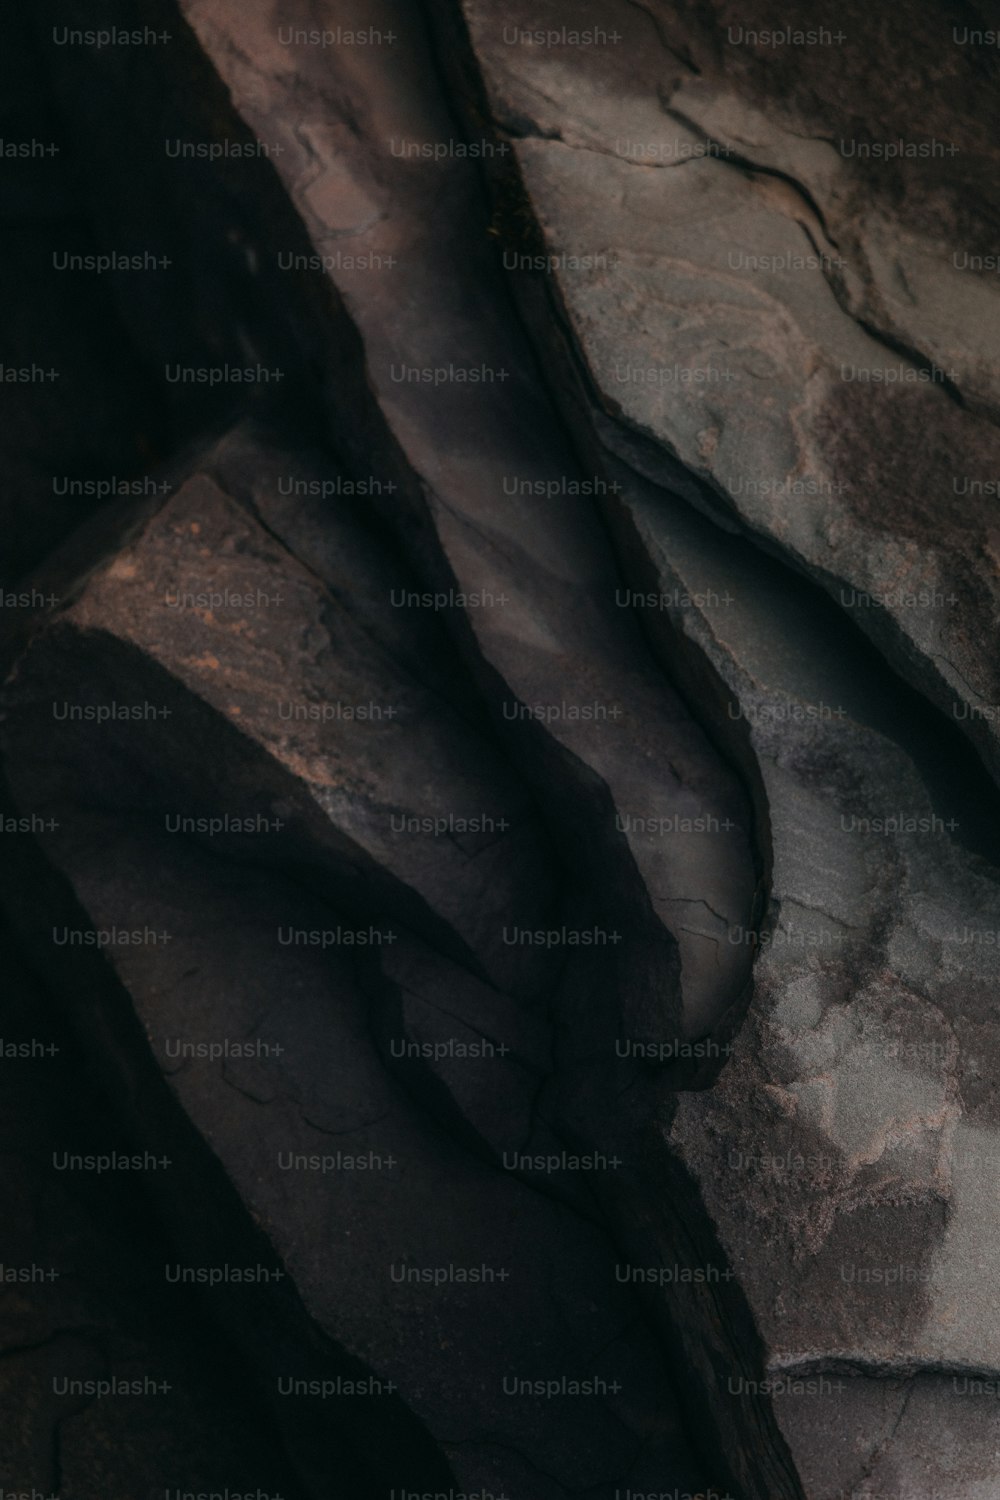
[4,461,558,997]
[0,803,708,1500]
[443,0,1000,790]
[605,462,1000,1491]
[3,1,1000,1496]
[176,0,761,1047]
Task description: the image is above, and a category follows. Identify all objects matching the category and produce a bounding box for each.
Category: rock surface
[438,0,1000,791]
[1,1,998,1497]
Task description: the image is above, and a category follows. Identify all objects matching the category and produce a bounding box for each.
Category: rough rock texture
[5,462,559,997]
[437,0,1000,788]
[0,440,710,1499]
[2,0,999,1497]
[173,0,763,1051]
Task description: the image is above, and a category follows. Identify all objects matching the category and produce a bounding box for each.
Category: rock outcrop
[1,2,997,1496]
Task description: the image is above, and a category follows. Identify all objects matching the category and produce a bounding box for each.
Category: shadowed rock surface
[1,1,998,1497]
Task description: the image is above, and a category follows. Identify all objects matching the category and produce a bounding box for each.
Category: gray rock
[609,462,1000,1494]
[441,0,1000,790]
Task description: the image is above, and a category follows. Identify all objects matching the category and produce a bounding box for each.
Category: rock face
[2,1,999,1497]
[435,0,1000,778]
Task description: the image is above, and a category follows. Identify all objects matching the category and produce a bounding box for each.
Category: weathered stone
[439,0,1000,792]
[0,804,708,1498]
[606,461,1000,1494]
[175,0,761,1052]
[3,455,556,997]
[5,1,999,1495]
